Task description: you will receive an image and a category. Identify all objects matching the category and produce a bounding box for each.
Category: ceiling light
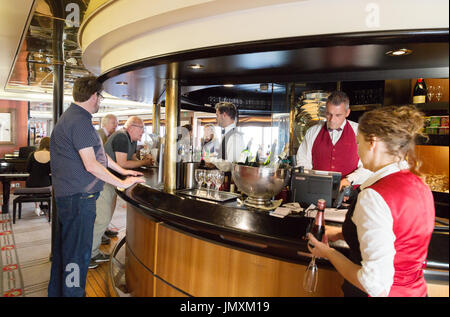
[116,81,128,85]
[188,64,204,69]
[224,84,234,87]
[385,48,412,56]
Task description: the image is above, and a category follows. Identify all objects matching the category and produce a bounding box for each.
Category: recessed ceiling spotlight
[116,81,128,85]
[224,84,234,87]
[385,48,413,56]
[188,64,204,69]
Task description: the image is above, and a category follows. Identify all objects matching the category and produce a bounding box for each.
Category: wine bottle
[412,78,427,104]
[310,199,326,242]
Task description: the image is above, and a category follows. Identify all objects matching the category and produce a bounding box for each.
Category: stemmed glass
[211,170,224,198]
[212,170,224,191]
[435,86,443,102]
[303,255,319,293]
[194,169,205,190]
[204,171,214,196]
[427,85,435,103]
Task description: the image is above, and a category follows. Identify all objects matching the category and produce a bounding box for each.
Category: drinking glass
[427,85,435,102]
[195,169,205,189]
[435,86,443,102]
[303,255,318,293]
[212,170,224,191]
[205,171,214,196]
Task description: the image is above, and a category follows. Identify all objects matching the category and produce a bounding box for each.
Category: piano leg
[2,180,11,214]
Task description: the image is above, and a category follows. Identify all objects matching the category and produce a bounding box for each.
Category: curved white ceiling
[80,0,449,76]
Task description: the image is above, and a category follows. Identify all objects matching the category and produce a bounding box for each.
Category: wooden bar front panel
[155,278,188,297]
[125,246,155,297]
[126,204,158,272]
[156,224,344,297]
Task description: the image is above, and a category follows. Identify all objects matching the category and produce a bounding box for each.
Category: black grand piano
[0,146,35,214]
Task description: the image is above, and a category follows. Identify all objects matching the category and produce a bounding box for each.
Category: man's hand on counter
[121,176,145,189]
[141,154,154,167]
[123,169,144,177]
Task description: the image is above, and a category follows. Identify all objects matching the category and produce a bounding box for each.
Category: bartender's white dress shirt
[295,119,372,185]
[352,160,410,297]
[221,123,246,163]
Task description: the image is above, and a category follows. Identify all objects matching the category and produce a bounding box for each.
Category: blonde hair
[358,106,425,175]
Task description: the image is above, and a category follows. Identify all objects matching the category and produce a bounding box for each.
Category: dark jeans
[48,192,99,297]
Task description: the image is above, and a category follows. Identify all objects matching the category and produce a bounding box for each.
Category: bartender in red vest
[296,91,371,189]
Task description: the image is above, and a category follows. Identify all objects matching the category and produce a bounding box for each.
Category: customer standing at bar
[96,113,119,244]
[97,114,118,144]
[296,91,371,188]
[90,116,153,268]
[49,76,144,297]
[307,106,435,297]
[215,102,245,163]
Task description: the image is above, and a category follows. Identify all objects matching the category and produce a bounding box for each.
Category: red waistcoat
[311,121,359,177]
[368,171,435,297]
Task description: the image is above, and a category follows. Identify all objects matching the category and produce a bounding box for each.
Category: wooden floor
[85,232,124,297]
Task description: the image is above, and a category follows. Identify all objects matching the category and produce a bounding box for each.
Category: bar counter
[116,167,449,297]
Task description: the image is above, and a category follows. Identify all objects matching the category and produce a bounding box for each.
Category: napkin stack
[270,202,304,218]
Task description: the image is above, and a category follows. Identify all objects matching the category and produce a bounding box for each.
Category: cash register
[290,167,342,208]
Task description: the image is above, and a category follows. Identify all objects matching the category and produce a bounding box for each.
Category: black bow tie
[328,128,342,132]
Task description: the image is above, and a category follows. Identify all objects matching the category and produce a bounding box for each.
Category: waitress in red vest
[307,106,435,297]
[296,91,372,189]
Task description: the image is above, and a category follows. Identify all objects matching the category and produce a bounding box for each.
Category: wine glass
[303,255,319,293]
[205,171,214,196]
[194,169,205,190]
[427,85,435,103]
[435,86,442,102]
[212,170,224,191]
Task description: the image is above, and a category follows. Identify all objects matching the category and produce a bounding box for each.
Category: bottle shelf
[415,102,449,113]
[417,134,449,146]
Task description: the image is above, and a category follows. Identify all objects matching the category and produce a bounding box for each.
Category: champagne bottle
[199,151,206,168]
[251,152,260,167]
[267,142,289,169]
[238,138,253,164]
[263,140,277,166]
[412,78,427,104]
[310,199,326,243]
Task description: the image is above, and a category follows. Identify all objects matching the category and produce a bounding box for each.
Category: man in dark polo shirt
[90,116,153,266]
[49,76,144,297]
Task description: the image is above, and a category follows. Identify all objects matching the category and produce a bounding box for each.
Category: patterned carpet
[1,195,127,297]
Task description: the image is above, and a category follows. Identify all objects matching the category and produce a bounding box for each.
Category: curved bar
[117,168,448,296]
